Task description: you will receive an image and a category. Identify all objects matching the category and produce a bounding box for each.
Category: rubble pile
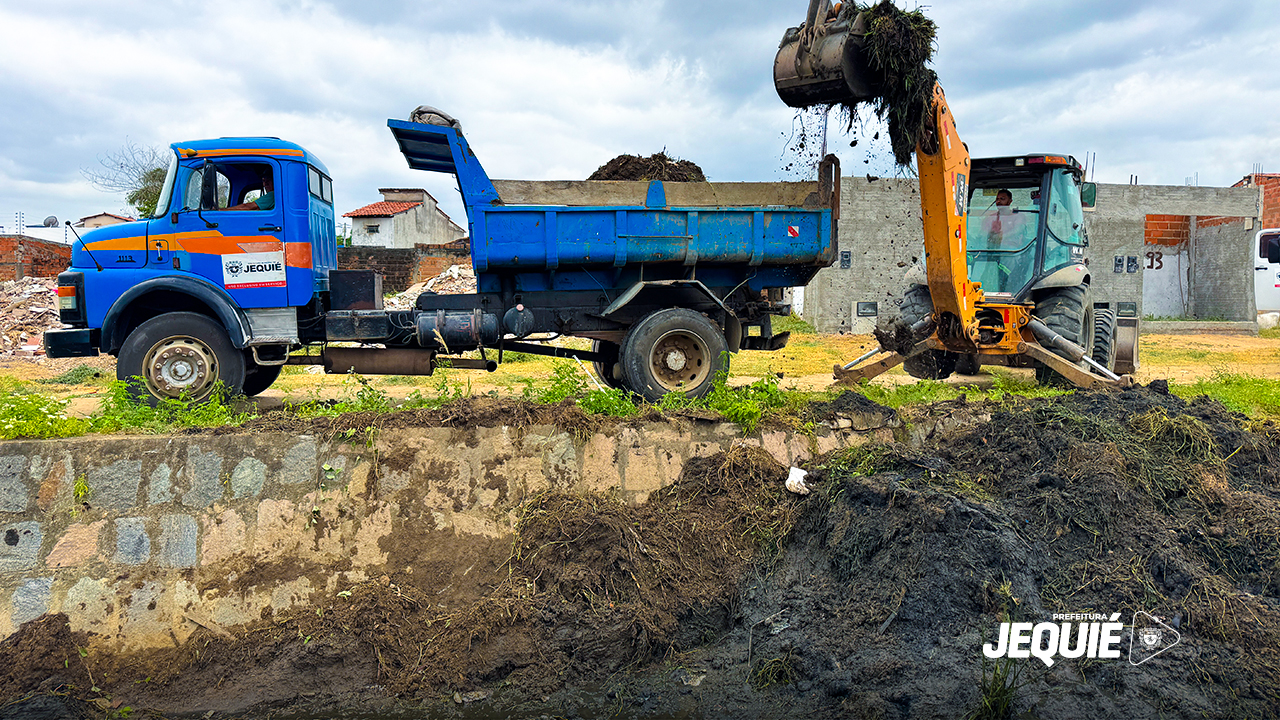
[383,264,478,310]
[0,277,59,357]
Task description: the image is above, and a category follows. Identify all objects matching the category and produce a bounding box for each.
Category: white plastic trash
[785,467,811,495]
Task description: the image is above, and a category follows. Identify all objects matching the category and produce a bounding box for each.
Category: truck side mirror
[1081,182,1097,209]
[200,160,218,211]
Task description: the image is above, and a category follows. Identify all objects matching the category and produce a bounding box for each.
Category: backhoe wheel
[241,361,283,398]
[1034,285,1094,386]
[1091,307,1118,373]
[620,308,728,403]
[591,340,624,390]
[895,284,957,380]
[118,312,245,406]
[954,354,982,376]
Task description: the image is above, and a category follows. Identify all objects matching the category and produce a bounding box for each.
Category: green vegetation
[90,380,253,433]
[37,364,105,385]
[0,380,91,439]
[772,312,815,336]
[1170,372,1280,419]
[965,654,1025,720]
[856,369,1070,408]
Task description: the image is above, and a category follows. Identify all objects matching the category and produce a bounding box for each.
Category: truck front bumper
[44,328,101,359]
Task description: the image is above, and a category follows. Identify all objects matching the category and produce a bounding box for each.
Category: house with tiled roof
[74,213,134,229]
[343,188,466,249]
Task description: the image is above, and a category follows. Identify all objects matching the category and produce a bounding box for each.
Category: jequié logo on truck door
[222,251,287,289]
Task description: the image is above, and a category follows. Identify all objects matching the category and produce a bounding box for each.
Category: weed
[73,474,91,504]
[964,653,1025,720]
[90,379,252,433]
[531,361,587,404]
[578,388,638,417]
[37,365,104,385]
[0,384,91,440]
[702,368,788,432]
[750,651,798,690]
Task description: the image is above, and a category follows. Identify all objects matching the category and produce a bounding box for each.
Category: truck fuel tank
[416,310,500,350]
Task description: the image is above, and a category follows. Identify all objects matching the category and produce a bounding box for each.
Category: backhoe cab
[774,0,1138,388]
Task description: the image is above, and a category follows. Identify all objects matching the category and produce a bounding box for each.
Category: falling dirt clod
[588,152,707,182]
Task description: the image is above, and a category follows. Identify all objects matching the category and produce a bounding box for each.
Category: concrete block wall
[0,415,895,650]
[804,177,923,334]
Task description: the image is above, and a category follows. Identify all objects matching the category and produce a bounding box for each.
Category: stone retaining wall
[0,415,896,651]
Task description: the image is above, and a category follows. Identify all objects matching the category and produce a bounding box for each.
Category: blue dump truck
[45,114,839,402]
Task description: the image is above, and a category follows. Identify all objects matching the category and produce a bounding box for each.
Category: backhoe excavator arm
[915,83,982,342]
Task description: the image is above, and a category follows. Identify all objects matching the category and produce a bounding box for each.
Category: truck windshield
[965,186,1041,295]
[152,152,179,218]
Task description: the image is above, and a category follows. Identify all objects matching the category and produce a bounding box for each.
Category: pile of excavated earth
[3,384,1277,718]
[588,152,707,182]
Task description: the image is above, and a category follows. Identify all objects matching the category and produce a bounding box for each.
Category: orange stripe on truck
[285,242,312,268]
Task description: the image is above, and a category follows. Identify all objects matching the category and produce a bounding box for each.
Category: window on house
[367,224,380,234]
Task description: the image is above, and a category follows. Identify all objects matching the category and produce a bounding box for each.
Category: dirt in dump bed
[588,152,707,182]
[10,386,1280,718]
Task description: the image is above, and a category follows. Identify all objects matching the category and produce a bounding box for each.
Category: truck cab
[47,138,337,400]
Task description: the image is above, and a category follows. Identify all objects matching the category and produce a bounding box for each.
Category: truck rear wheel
[896,284,957,380]
[242,361,283,398]
[1034,285,1094,385]
[620,308,727,402]
[591,340,624,390]
[117,312,245,405]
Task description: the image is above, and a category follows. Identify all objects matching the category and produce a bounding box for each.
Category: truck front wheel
[620,308,727,402]
[117,312,246,404]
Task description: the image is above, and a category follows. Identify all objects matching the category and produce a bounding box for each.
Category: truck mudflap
[44,328,100,358]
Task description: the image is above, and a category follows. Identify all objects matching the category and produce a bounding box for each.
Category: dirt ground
[3,385,1279,718]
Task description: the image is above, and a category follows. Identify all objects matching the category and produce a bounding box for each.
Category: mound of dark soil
[9,387,1280,718]
[588,152,707,182]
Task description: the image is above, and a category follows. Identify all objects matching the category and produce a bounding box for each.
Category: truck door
[174,159,288,308]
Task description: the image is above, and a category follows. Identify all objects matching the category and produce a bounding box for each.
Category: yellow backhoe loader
[775,0,1139,388]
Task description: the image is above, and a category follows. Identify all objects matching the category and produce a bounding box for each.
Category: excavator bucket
[774,1,879,108]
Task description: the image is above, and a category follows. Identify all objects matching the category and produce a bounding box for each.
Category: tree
[82,139,169,218]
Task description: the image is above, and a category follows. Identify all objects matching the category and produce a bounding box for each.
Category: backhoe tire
[1034,285,1095,386]
[117,312,245,406]
[1091,307,1118,373]
[954,354,982,376]
[620,308,727,403]
[591,340,624,390]
[241,361,282,398]
[895,284,957,381]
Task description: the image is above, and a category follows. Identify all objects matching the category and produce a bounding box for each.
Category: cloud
[1,0,1278,233]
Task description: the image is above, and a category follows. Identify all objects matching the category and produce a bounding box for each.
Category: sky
[2,0,1278,236]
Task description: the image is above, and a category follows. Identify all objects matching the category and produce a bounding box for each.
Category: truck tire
[896,284,957,380]
[117,312,245,405]
[619,308,727,402]
[242,362,283,398]
[1034,285,1094,385]
[591,340,624,390]
[1091,307,1118,373]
